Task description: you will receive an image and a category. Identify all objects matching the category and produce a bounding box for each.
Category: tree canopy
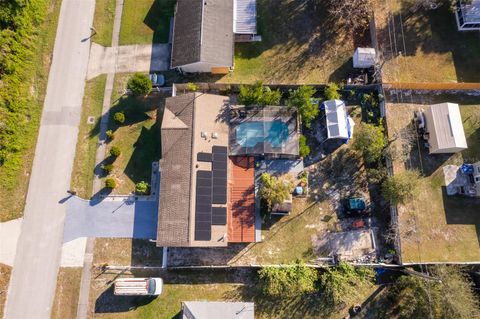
[382,170,420,205]
[353,123,386,164]
[299,134,311,158]
[287,86,318,128]
[238,81,281,106]
[259,173,294,210]
[324,83,341,100]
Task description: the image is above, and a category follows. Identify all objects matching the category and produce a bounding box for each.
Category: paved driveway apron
[63,197,158,242]
[4,1,95,318]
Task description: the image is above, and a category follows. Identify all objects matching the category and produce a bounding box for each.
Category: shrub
[127,73,152,96]
[260,173,294,210]
[238,81,281,106]
[109,146,121,158]
[287,86,318,128]
[258,262,318,297]
[102,164,114,174]
[319,262,375,307]
[367,167,387,184]
[105,130,114,140]
[382,170,420,205]
[353,123,386,164]
[105,178,116,189]
[299,134,311,158]
[113,112,125,124]
[135,181,149,195]
[186,82,198,92]
[324,83,341,100]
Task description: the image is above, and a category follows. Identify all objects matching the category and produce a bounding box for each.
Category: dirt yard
[385,92,480,262]
[51,267,82,319]
[0,264,12,318]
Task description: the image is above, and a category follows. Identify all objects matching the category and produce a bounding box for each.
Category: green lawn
[219,0,356,84]
[103,73,162,194]
[119,0,175,45]
[92,0,116,47]
[0,0,62,221]
[70,75,107,199]
[378,0,480,83]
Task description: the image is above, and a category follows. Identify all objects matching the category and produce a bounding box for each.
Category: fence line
[384,82,480,90]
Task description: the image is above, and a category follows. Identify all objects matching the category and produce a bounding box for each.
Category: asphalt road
[4,1,95,318]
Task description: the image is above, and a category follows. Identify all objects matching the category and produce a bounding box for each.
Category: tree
[299,134,311,158]
[324,0,371,31]
[105,178,116,189]
[353,123,386,164]
[287,86,318,128]
[381,266,480,319]
[319,262,374,307]
[260,173,294,210]
[324,83,341,100]
[238,81,281,106]
[127,73,152,96]
[135,181,149,195]
[382,170,420,205]
[109,146,121,158]
[186,82,198,92]
[106,129,114,140]
[113,112,125,124]
[258,262,318,297]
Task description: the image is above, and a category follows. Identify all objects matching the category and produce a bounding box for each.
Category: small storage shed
[324,100,355,140]
[353,48,376,68]
[424,103,468,154]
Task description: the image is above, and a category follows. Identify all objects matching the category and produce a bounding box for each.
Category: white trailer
[114,278,163,296]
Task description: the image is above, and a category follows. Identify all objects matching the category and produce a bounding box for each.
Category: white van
[113,278,163,296]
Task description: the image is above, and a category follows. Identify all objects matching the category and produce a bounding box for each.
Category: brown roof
[228,156,255,243]
[157,93,196,247]
[171,0,234,68]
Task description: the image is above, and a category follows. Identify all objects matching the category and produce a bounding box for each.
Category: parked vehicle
[149,73,165,87]
[344,197,369,216]
[113,277,163,296]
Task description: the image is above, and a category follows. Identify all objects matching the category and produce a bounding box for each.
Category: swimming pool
[235,120,289,148]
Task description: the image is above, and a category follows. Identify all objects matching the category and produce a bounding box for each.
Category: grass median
[70,75,107,199]
[92,0,116,47]
[51,267,82,319]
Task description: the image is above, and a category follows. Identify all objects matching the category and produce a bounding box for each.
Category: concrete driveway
[63,197,158,243]
[87,43,170,80]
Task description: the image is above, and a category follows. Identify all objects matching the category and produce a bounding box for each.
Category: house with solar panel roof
[156,93,300,248]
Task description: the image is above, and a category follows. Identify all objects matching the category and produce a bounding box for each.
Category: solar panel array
[194,170,212,241]
[212,207,227,225]
[212,146,228,204]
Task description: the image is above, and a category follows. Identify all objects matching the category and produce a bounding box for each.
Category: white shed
[424,103,468,154]
[324,100,355,140]
[353,48,376,68]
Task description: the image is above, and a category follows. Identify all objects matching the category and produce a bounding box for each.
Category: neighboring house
[157,94,300,248]
[182,301,254,319]
[455,0,480,31]
[424,103,468,154]
[170,0,258,73]
[323,100,355,141]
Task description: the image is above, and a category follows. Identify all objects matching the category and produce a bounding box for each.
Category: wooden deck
[228,156,255,243]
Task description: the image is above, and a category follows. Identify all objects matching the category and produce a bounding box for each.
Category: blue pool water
[236,120,289,148]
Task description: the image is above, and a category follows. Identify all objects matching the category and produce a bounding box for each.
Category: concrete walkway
[0,218,22,266]
[87,43,170,80]
[3,1,96,318]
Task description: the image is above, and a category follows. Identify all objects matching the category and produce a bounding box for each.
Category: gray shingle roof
[157,93,196,247]
[171,0,234,68]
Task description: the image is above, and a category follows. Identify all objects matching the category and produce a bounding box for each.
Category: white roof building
[234,0,257,34]
[353,48,376,68]
[455,0,480,31]
[182,301,254,319]
[425,103,468,154]
[324,100,355,140]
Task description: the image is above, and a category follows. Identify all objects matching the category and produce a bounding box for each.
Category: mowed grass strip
[92,0,116,47]
[102,73,162,194]
[0,0,62,222]
[0,264,12,318]
[119,0,175,45]
[70,75,107,199]
[51,267,82,319]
